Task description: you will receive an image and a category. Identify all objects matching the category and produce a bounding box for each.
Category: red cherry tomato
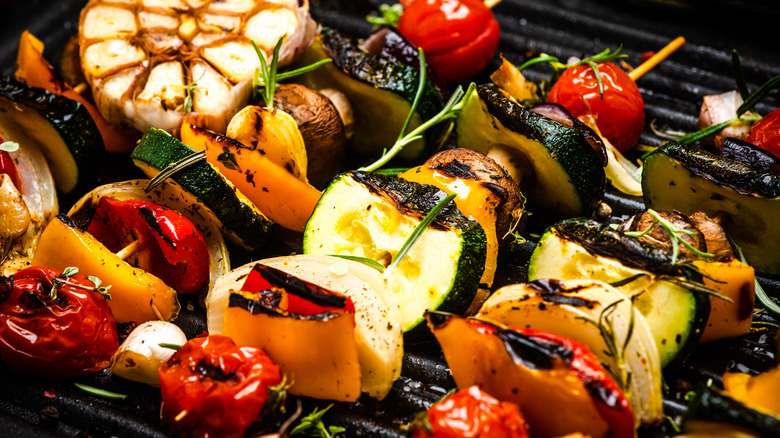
[744,107,780,157]
[87,198,210,295]
[398,0,500,83]
[158,335,283,438]
[0,266,118,379]
[0,150,20,189]
[413,385,530,438]
[548,62,645,152]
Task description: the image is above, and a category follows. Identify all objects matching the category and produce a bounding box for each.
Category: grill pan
[0,0,779,436]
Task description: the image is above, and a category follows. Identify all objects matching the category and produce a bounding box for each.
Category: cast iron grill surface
[0,0,779,437]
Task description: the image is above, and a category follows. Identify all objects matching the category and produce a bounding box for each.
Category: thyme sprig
[172,71,205,113]
[360,48,474,172]
[289,404,345,438]
[577,297,635,394]
[384,193,457,280]
[74,383,127,400]
[623,209,714,264]
[50,267,111,301]
[251,38,331,108]
[731,237,780,316]
[517,47,628,98]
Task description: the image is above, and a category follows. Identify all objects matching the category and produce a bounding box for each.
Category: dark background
[0,0,778,437]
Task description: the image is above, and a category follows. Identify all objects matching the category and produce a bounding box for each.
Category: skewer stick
[629,36,686,81]
[484,0,502,8]
[174,410,189,422]
[116,239,142,260]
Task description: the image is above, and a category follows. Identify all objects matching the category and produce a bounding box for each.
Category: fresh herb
[251,38,331,108]
[623,209,714,264]
[384,193,457,279]
[683,390,697,402]
[144,150,206,192]
[372,167,410,176]
[158,343,182,351]
[609,273,650,288]
[216,149,240,172]
[50,267,111,301]
[517,47,628,98]
[327,254,386,273]
[665,415,681,433]
[577,297,635,394]
[367,3,404,28]
[172,72,205,113]
[361,48,474,171]
[74,383,127,400]
[737,74,780,117]
[648,119,688,140]
[289,405,345,438]
[0,141,19,152]
[502,198,529,251]
[732,238,780,316]
[732,50,750,100]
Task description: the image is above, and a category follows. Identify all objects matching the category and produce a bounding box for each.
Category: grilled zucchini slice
[303,171,486,332]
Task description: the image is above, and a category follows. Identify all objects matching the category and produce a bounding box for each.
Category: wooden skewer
[484,0,502,8]
[116,239,142,260]
[629,36,686,81]
[174,410,189,422]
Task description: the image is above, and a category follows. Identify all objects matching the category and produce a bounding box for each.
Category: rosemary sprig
[289,405,345,438]
[372,167,410,176]
[577,297,635,394]
[74,383,127,400]
[366,3,404,28]
[252,38,284,108]
[0,141,19,152]
[144,150,206,192]
[737,74,780,117]
[327,254,386,273]
[50,267,111,301]
[732,50,750,101]
[732,237,780,316]
[384,193,457,280]
[623,209,714,264]
[158,343,182,351]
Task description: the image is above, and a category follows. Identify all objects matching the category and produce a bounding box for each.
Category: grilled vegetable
[159,335,284,438]
[642,142,780,273]
[210,255,403,400]
[131,128,272,250]
[528,218,708,366]
[0,266,118,379]
[223,263,361,402]
[67,180,230,296]
[303,171,486,332]
[745,107,780,158]
[401,148,526,288]
[428,312,636,438]
[683,382,780,438]
[697,90,754,149]
[109,321,186,386]
[32,214,180,324]
[0,75,102,194]
[476,279,663,426]
[457,84,606,216]
[296,28,446,160]
[78,0,317,134]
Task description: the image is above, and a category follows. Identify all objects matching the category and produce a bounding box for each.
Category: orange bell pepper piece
[15,31,138,153]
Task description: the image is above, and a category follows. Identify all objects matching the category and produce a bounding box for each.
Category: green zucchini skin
[683,384,780,437]
[456,84,606,216]
[528,218,710,367]
[303,171,486,334]
[643,142,780,273]
[0,74,103,193]
[296,28,445,161]
[131,128,272,250]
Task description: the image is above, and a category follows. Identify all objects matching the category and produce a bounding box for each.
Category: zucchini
[130,128,272,250]
[643,142,780,274]
[683,384,780,437]
[0,74,103,193]
[456,84,606,216]
[295,28,445,160]
[303,171,486,332]
[528,218,710,367]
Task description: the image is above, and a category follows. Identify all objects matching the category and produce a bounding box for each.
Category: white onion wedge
[110,321,187,386]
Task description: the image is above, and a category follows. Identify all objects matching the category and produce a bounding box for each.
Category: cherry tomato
[0,266,118,379]
[158,335,283,438]
[398,0,500,83]
[87,198,210,295]
[548,62,645,152]
[413,385,530,438]
[744,107,780,157]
